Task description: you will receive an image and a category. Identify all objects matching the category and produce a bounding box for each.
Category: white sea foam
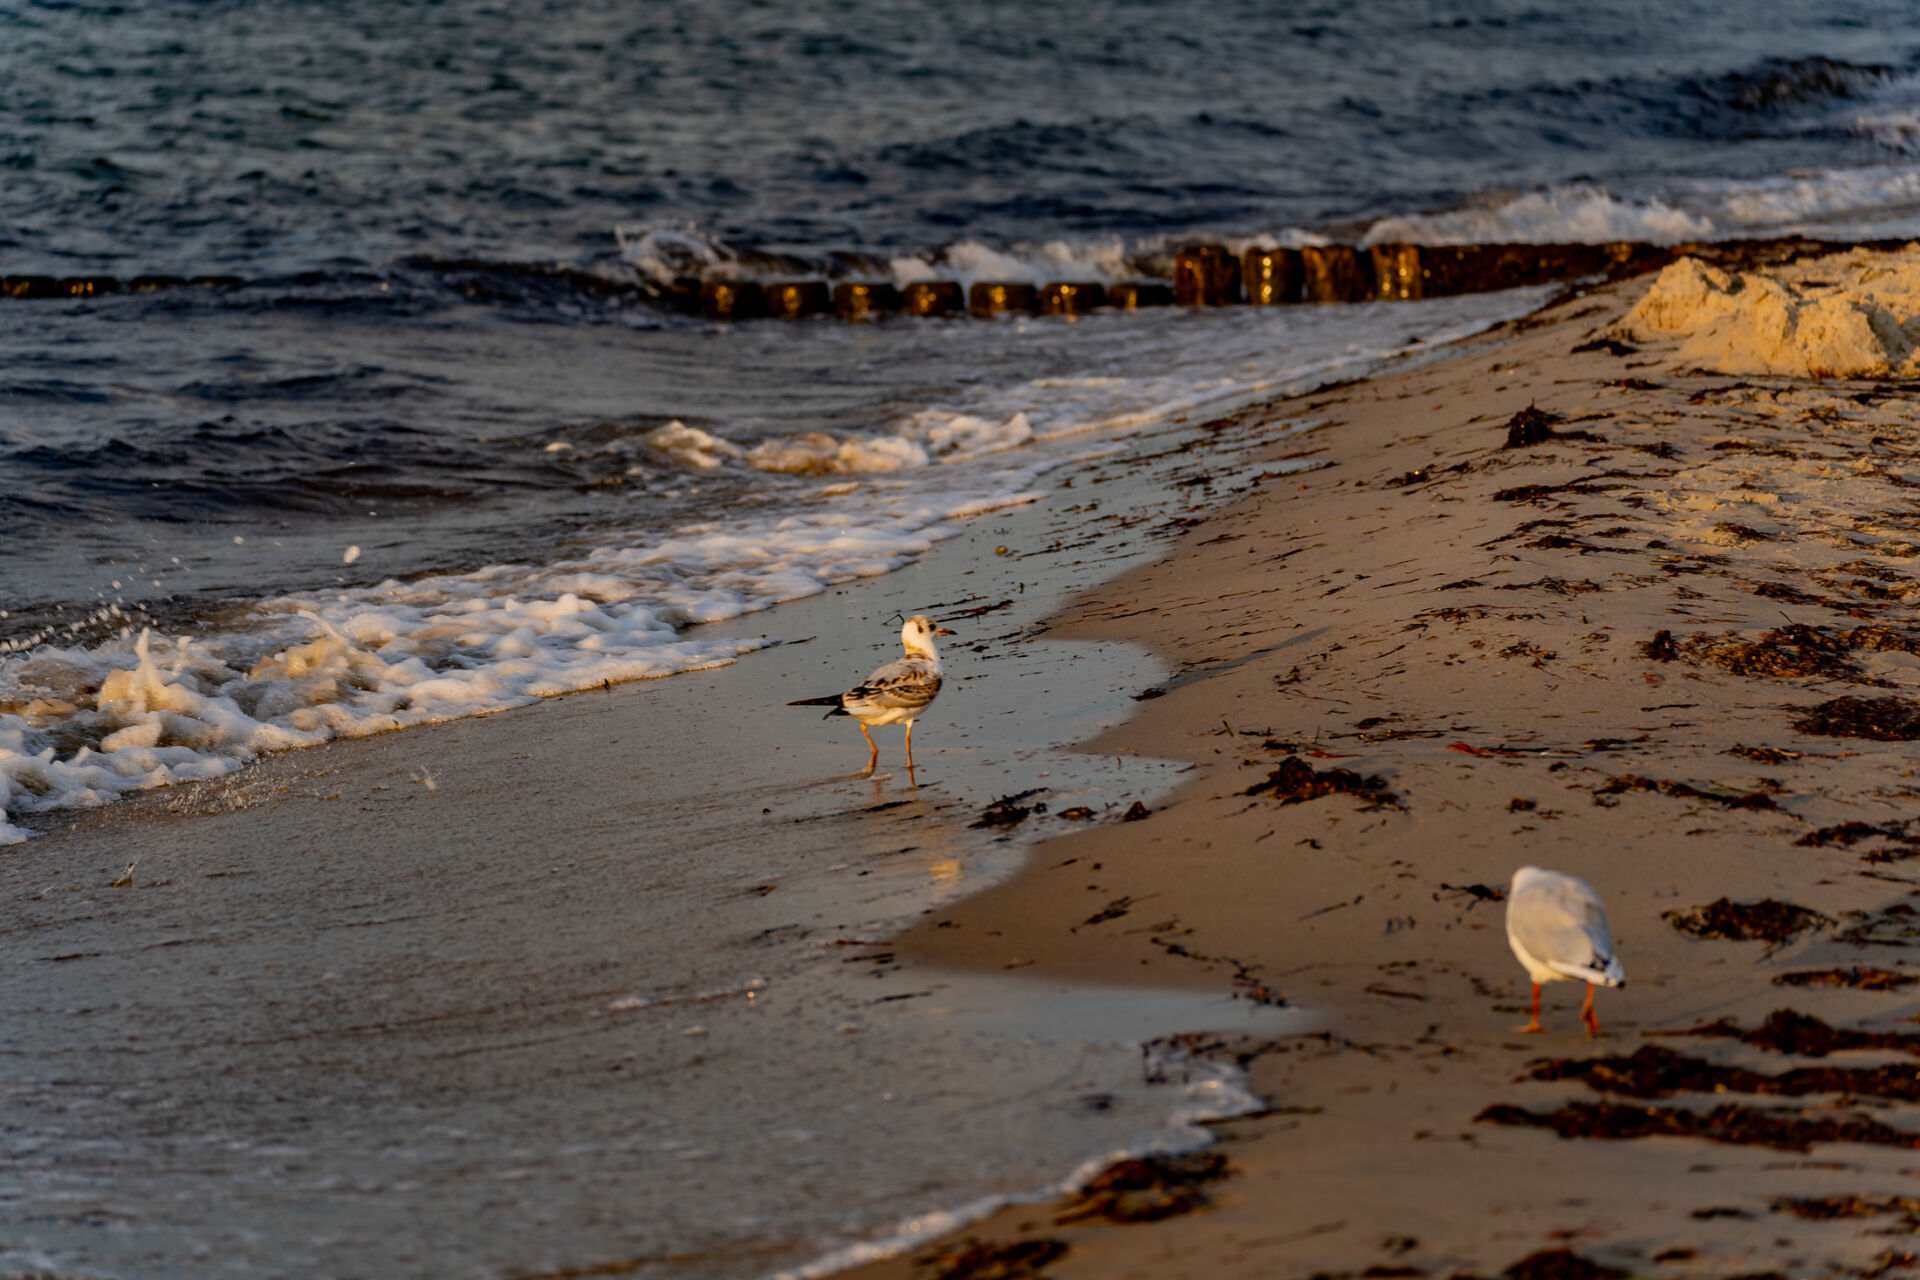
[1360,184,1715,246]
[1701,164,1920,235]
[0,473,1045,842]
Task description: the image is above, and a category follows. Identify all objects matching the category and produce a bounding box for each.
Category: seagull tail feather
[787,694,849,719]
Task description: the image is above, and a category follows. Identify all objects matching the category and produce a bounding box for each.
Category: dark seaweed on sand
[1476,1099,1919,1151]
[1793,695,1920,740]
[1663,898,1829,943]
[1795,819,1917,849]
[1054,1153,1229,1225]
[1774,1194,1920,1222]
[1525,1044,1920,1102]
[1246,756,1398,808]
[1774,966,1917,990]
[1596,775,1776,810]
[917,1237,1067,1280]
[1680,1008,1920,1057]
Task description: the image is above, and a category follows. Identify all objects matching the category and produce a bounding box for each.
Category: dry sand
[854,258,1920,1280]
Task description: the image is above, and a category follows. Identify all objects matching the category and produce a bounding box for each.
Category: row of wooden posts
[0,240,1676,312]
[690,241,1670,322]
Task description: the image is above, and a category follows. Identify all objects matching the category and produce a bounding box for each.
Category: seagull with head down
[1505,865,1626,1036]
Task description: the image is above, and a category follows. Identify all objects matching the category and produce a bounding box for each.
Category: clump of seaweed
[1502,405,1563,448]
[1246,756,1398,808]
[1839,901,1920,948]
[1795,820,1917,849]
[1638,629,1680,661]
[1680,1008,1920,1057]
[917,1237,1067,1280]
[1525,1044,1920,1102]
[971,789,1045,828]
[1663,898,1830,944]
[1775,966,1917,991]
[1712,521,1774,543]
[1773,1195,1920,1222]
[1793,696,1920,740]
[1476,1099,1918,1151]
[1596,775,1776,810]
[1499,1250,1629,1280]
[1724,744,1801,764]
[1682,624,1865,681]
[1055,1153,1229,1225]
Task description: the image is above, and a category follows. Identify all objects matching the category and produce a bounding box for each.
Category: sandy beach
[847,255,1920,1280]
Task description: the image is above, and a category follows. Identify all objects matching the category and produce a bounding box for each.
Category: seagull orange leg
[859,722,878,773]
[1518,982,1546,1033]
[903,720,916,770]
[1581,982,1601,1038]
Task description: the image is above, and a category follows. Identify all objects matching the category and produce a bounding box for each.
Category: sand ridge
[859,262,1920,1280]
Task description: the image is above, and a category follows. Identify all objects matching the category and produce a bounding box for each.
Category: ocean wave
[1705,55,1898,113]
[0,474,1044,844]
[1697,164,1920,234]
[1359,186,1714,246]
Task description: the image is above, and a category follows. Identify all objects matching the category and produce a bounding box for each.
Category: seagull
[787,614,956,773]
[1505,865,1626,1036]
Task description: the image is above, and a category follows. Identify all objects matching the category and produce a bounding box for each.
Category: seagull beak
[935,627,957,636]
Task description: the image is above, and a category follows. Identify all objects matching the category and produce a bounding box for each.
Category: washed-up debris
[1663,898,1830,943]
[1681,1008,1920,1057]
[1502,405,1563,448]
[1596,775,1776,810]
[1839,901,1920,948]
[917,1237,1067,1280]
[1773,1194,1920,1222]
[1057,806,1095,821]
[1491,1250,1630,1280]
[1120,800,1152,822]
[1523,533,1608,553]
[1080,897,1132,927]
[1573,338,1637,357]
[1711,521,1774,543]
[1496,576,1602,594]
[1246,756,1398,808]
[1440,882,1506,906]
[1681,624,1865,681]
[1055,1153,1229,1225]
[971,789,1046,829]
[1775,966,1917,990]
[1506,414,1608,451]
[1525,1043,1920,1102]
[1476,1099,1919,1151]
[1795,820,1917,849]
[1724,744,1801,764]
[1752,581,1842,608]
[1842,624,1920,654]
[1637,629,1680,662]
[1493,482,1608,503]
[1794,696,1920,740]
[1132,687,1166,701]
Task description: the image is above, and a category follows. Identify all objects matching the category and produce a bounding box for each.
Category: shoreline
[0,381,1336,1280]
[850,260,1920,1280]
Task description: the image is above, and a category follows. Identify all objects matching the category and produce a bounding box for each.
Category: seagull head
[902,614,956,657]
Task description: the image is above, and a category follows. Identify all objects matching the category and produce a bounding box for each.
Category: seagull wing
[843,656,942,715]
[1510,876,1625,987]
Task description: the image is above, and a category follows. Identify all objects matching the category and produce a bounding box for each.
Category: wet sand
[853,265,1920,1280]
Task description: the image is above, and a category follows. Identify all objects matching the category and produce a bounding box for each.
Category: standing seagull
[787,614,956,773]
[1505,865,1626,1036]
